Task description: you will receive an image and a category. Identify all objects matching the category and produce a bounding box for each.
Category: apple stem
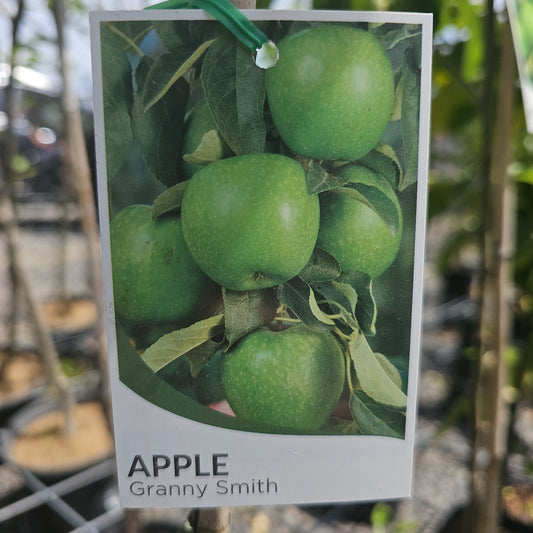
[333,326,353,343]
[103,22,145,57]
[345,350,354,393]
[274,316,301,325]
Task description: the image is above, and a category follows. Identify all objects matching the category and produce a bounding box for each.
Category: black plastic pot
[0,384,45,428]
[0,383,113,483]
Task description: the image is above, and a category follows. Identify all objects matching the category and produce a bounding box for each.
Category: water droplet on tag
[255,41,279,69]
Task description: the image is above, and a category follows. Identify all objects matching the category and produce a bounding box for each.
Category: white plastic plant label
[90,9,433,508]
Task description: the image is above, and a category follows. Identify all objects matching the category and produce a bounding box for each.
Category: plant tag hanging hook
[145,0,279,69]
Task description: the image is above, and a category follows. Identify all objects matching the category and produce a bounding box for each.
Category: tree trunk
[50,0,112,425]
[0,0,25,369]
[472,16,517,533]
[0,165,76,434]
[0,0,75,435]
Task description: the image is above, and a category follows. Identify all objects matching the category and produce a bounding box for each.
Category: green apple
[110,204,219,329]
[181,153,320,291]
[266,24,394,161]
[317,164,403,279]
[222,324,345,431]
[181,100,232,179]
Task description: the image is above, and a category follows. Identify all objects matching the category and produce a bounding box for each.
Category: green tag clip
[146,0,279,69]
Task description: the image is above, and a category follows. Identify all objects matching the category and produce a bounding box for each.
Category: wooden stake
[472,16,517,533]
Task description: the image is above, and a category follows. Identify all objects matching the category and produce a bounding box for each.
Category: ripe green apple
[317,164,403,279]
[181,153,320,291]
[110,204,220,329]
[181,100,232,179]
[266,24,395,161]
[222,324,345,431]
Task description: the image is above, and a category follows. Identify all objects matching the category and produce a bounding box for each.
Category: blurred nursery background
[0,0,532,532]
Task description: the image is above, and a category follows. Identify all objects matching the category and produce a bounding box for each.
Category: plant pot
[41,297,98,356]
[0,386,114,483]
[502,483,533,532]
[0,350,47,426]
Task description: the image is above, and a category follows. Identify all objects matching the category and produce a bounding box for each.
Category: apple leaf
[143,41,215,112]
[132,55,189,188]
[390,74,403,122]
[100,23,134,180]
[312,280,359,332]
[338,271,376,336]
[201,30,266,155]
[374,352,403,392]
[337,181,401,237]
[349,390,405,438]
[304,160,349,195]
[152,181,188,219]
[349,333,407,408]
[152,20,188,51]
[308,290,336,326]
[277,277,333,332]
[141,314,224,372]
[379,24,418,52]
[223,288,277,348]
[299,248,341,284]
[312,271,376,335]
[183,129,228,166]
[185,339,221,378]
[372,24,422,74]
[398,47,421,192]
[358,144,403,190]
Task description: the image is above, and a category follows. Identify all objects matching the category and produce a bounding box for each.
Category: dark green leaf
[152,181,188,219]
[299,248,341,284]
[338,271,376,336]
[201,31,266,155]
[277,277,333,332]
[358,144,403,189]
[379,25,421,54]
[338,181,401,237]
[153,20,189,52]
[100,23,134,179]
[143,41,215,112]
[312,280,359,332]
[372,24,422,75]
[141,314,224,372]
[186,339,220,377]
[349,333,407,408]
[349,390,405,438]
[105,20,153,53]
[223,288,277,348]
[132,55,189,187]
[304,159,349,195]
[399,47,421,192]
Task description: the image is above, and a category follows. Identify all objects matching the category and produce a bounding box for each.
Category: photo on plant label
[97,11,425,438]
